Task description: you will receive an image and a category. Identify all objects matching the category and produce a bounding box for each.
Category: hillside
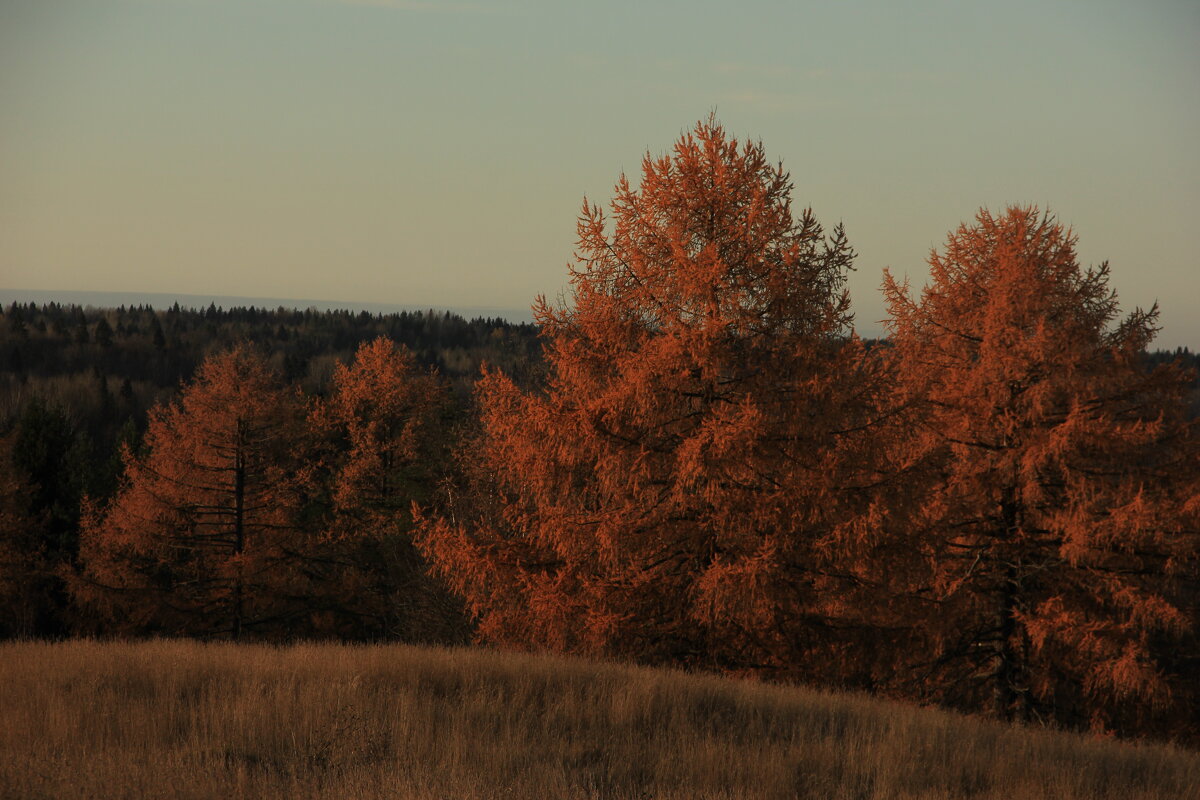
[1,640,1195,800]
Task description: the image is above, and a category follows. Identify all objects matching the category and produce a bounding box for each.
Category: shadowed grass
[0,639,1195,799]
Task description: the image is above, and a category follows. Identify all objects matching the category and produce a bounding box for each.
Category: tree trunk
[992,562,1019,720]
[992,488,1026,722]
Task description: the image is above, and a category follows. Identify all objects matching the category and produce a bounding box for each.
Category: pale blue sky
[2,0,1197,346]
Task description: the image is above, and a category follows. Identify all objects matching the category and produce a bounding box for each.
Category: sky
[2,0,1198,347]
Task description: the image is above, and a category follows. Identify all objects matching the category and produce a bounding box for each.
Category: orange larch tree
[73,345,306,638]
[417,119,891,677]
[297,337,465,641]
[883,206,1198,735]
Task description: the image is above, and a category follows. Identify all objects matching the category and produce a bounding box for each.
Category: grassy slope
[0,640,1195,800]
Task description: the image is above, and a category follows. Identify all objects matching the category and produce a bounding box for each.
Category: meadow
[1,640,1196,799]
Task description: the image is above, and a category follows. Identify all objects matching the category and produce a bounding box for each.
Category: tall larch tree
[417,118,890,678]
[73,345,305,639]
[297,337,465,642]
[882,206,1198,736]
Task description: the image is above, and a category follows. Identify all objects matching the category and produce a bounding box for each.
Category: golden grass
[0,640,1195,799]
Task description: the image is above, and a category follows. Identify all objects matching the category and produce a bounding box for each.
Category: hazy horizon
[3,0,1197,348]
[8,286,1198,352]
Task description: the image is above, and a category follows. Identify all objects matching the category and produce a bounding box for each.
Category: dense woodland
[2,120,1198,744]
[0,304,539,640]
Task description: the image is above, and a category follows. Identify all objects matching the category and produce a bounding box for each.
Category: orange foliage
[308,337,444,537]
[882,207,1198,733]
[298,337,463,641]
[73,346,305,638]
[417,119,889,674]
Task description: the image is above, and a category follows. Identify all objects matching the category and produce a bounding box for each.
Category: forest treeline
[2,120,1198,744]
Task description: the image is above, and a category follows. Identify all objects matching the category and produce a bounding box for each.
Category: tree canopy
[74,346,305,638]
[417,118,890,676]
[882,206,1198,734]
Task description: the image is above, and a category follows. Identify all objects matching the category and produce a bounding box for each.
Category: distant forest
[0,300,540,495]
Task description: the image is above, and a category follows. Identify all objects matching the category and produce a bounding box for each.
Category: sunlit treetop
[543,117,856,342]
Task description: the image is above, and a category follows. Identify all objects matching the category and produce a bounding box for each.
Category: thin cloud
[711,62,794,79]
[336,0,506,12]
[717,90,811,114]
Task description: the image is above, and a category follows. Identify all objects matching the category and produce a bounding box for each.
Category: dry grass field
[0,640,1196,799]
